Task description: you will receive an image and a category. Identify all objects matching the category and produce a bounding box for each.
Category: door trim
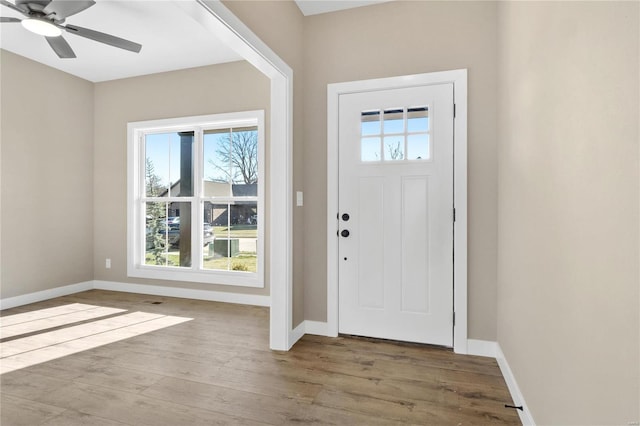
[326,70,468,353]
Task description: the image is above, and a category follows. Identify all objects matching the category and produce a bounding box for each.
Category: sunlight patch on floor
[0,304,192,374]
[0,303,104,327]
[1,305,126,339]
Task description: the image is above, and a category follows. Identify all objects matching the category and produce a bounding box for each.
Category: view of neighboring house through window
[203,126,258,272]
[128,111,264,287]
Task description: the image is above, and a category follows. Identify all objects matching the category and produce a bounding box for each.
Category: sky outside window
[145,133,181,194]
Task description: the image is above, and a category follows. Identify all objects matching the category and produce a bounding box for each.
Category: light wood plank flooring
[0,290,521,425]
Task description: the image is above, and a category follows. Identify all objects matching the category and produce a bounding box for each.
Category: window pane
[174,131,194,197]
[361,110,380,136]
[361,137,381,162]
[145,132,193,197]
[205,203,231,271]
[384,136,404,161]
[203,129,231,197]
[230,202,257,272]
[407,107,429,132]
[203,202,257,272]
[383,109,404,134]
[202,202,216,266]
[233,182,257,197]
[145,134,171,197]
[172,202,192,267]
[144,202,191,268]
[230,127,258,195]
[145,202,168,266]
[407,134,430,160]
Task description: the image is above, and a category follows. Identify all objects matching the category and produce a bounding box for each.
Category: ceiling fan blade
[0,16,21,23]
[0,0,28,15]
[46,35,76,58]
[43,0,95,20]
[64,24,141,53]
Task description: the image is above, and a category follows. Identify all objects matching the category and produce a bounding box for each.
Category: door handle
[342,213,350,221]
[341,229,350,238]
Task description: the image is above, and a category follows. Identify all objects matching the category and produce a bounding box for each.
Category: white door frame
[327,70,468,353]
[179,0,293,350]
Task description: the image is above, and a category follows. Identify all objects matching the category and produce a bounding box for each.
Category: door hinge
[453,103,456,118]
[453,312,456,326]
[453,208,456,222]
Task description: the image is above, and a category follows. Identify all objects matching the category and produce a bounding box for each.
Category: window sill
[127,264,264,288]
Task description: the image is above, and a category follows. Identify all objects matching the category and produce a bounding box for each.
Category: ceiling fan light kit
[1,0,142,58]
[21,17,61,37]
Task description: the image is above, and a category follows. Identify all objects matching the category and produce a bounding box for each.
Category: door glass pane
[383,109,404,134]
[407,107,429,132]
[407,134,430,160]
[361,110,380,136]
[203,129,232,197]
[384,136,404,161]
[361,137,381,162]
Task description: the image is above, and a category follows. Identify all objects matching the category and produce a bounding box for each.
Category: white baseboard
[496,343,536,426]
[1,280,270,311]
[93,281,271,307]
[467,339,498,358]
[0,281,93,310]
[304,320,329,336]
[287,320,330,348]
[466,339,535,425]
[289,321,306,348]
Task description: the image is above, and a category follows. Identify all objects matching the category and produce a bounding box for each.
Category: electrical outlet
[296,191,303,206]
[105,258,111,269]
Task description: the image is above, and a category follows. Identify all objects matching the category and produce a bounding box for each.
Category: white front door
[338,84,454,346]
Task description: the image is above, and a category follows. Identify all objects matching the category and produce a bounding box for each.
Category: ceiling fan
[0,0,141,58]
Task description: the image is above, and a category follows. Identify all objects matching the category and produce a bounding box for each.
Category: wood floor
[0,290,521,425]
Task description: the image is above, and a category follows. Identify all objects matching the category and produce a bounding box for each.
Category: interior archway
[176,0,293,350]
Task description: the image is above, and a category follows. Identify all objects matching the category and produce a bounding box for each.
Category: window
[360,106,430,162]
[127,111,264,287]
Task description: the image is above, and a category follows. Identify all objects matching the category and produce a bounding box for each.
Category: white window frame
[127,110,265,288]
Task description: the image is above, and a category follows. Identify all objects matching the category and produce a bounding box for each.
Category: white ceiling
[294,0,392,16]
[0,0,392,83]
[0,0,243,82]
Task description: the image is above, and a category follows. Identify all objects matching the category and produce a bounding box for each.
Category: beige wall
[497,2,639,424]
[222,0,306,325]
[93,61,271,296]
[0,50,94,298]
[3,3,639,422]
[302,1,500,339]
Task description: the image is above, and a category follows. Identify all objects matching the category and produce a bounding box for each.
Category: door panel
[338,84,454,346]
[401,176,430,314]
[357,176,385,309]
